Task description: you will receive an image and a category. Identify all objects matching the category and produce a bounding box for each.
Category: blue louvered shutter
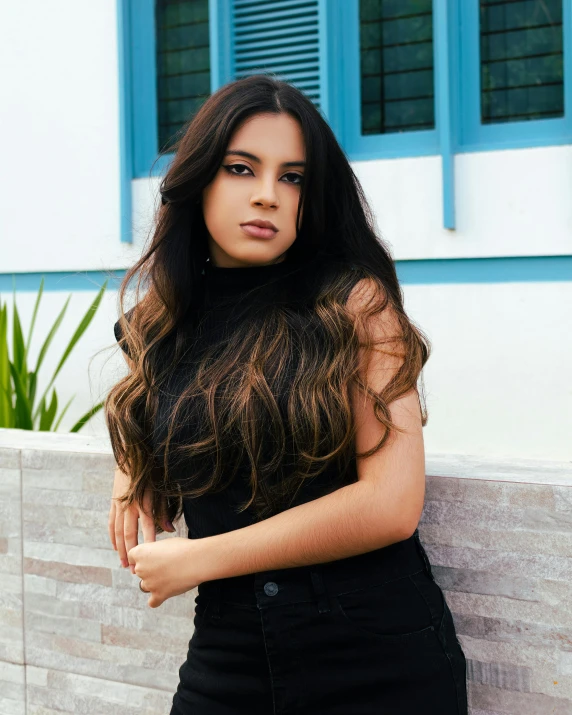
[232,0,322,110]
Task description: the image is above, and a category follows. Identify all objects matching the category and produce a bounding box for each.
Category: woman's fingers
[108,500,117,550]
[115,504,128,566]
[123,507,140,562]
[139,492,157,545]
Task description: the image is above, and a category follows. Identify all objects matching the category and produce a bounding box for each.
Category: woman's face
[202,112,306,267]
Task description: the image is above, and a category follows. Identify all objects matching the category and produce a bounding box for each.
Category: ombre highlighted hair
[104,74,431,530]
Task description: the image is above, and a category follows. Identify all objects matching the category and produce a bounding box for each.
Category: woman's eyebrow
[224,149,306,168]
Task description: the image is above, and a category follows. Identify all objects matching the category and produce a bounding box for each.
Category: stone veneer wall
[0,427,571,714]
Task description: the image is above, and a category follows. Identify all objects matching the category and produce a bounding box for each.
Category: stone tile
[24,541,117,569]
[435,566,546,602]
[0,696,26,715]
[76,602,145,630]
[453,612,572,650]
[418,523,572,558]
[467,658,532,691]
[425,475,463,502]
[21,449,113,474]
[427,545,572,582]
[420,499,572,533]
[22,469,84,492]
[23,487,109,511]
[504,483,556,509]
[23,558,113,587]
[24,522,113,550]
[25,611,102,642]
[26,644,180,693]
[23,575,57,598]
[0,661,25,715]
[101,624,191,651]
[459,634,556,670]
[0,448,20,469]
[530,663,572,700]
[554,486,572,513]
[445,587,572,629]
[469,682,572,714]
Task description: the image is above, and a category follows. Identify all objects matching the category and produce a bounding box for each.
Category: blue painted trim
[0,272,125,293]
[2,257,571,292]
[117,0,133,243]
[317,0,330,124]
[210,0,233,89]
[131,0,159,178]
[564,0,572,126]
[396,256,572,285]
[458,0,572,151]
[434,0,456,230]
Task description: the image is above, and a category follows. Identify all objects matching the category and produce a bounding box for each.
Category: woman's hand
[108,466,176,574]
[127,537,203,608]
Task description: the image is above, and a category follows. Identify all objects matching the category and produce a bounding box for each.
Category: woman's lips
[240,224,277,239]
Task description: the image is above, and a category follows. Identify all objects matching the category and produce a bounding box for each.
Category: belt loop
[413,529,435,582]
[310,567,331,614]
[210,582,221,620]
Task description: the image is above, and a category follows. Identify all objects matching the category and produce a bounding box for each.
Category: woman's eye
[284,172,304,185]
[224,163,252,176]
[223,164,303,185]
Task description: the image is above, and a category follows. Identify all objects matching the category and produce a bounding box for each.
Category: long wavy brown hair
[104,74,431,531]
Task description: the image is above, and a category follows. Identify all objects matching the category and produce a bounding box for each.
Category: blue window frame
[336,0,572,160]
[337,0,440,160]
[120,0,572,237]
[126,0,232,179]
[458,0,572,151]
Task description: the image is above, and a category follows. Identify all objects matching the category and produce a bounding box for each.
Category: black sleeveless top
[114,252,360,539]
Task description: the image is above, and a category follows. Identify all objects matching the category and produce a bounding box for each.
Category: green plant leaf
[69,400,104,433]
[9,362,33,430]
[0,304,12,427]
[52,395,74,432]
[33,281,108,423]
[30,296,70,423]
[28,371,38,413]
[0,383,15,428]
[39,390,58,431]
[26,277,44,354]
[33,295,70,382]
[12,302,27,379]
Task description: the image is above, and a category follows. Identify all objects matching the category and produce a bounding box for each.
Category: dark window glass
[155,0,210,152]
[359,0,434,135]
[480,0,564,124]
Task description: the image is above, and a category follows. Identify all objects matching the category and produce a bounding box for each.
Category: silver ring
[139,579,149,593]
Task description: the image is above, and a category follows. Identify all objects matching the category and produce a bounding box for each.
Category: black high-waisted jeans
[170,529,468,715]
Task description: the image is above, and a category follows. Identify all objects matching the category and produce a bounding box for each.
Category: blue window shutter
[231,0,322,109]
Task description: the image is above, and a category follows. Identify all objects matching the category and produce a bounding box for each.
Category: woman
[106,74,467,714]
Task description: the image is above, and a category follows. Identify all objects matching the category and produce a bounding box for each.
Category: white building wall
[1,1,570,461]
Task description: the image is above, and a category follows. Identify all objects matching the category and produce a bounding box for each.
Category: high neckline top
[200,251,332,310]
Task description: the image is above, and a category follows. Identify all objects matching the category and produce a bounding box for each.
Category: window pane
[156,0,210,152]
[359,0,435,136]
[480,0,564,124]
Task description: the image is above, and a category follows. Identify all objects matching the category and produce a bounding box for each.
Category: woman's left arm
[198,278,426,581]
[128,279,426,605]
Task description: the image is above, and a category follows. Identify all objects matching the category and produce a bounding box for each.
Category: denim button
[264,581,279,596]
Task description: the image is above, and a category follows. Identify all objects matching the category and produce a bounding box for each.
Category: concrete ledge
[1,427,571,713]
